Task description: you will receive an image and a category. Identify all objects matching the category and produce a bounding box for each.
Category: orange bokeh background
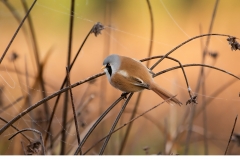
[0,0,240,155]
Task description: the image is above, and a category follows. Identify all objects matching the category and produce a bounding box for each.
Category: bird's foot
[121,92,129,100]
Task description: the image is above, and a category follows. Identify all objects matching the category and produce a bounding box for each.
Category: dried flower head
[91,22,104,37]
[26,140,42,155]
[209,51,219,59]
[227,36,240,51]
[9,52,19,62]
[186,95,198,105]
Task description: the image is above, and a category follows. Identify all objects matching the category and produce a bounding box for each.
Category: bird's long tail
[150,82,182,106]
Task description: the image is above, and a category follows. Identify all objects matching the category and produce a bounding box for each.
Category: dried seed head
[26,140,42,155]
[209,51,219,59]
[227,36,240,51]
[186,95,198,105]
[91,22,104,37]
[9,52,19,62]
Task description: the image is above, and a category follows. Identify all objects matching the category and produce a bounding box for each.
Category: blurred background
[0,0,240,155]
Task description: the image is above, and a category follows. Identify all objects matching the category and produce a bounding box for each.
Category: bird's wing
[128,76,149,89]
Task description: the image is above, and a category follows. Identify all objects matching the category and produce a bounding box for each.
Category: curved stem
[8,128,45,155]
[150,33,234,70]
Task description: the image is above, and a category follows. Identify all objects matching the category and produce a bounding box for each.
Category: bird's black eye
[106,63,112,76]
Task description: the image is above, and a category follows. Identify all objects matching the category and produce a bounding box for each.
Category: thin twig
[48,95,94,151]
[119,0,154,154]
[225,115,238,155]
[118,93,141,155]
[45,23,97,147]
[8,128,45,155]
[163,118,168,154]
[1,0,27,33]
[178,6,230,152]
[142,55,192,98]
[100,0,112,144]
[0,62,239,136]
[74,94,127,155]
[195,76,240,119]
[21,141,27,155]
[61,0,75,155]
[24,55,32,110]
[154,63,240,80]
[99,93,133,155]
[195,0,219,103]
[21,0,51,131]
[146,0,154,67]
[12,59,25,98]
[0,0,37,64]
[150,33,233,70]
[66,66,82,154]
[83,96,176,155]
[0,96,23,114]
[50,95,94,150]
[0,117,31,143]
[184,103,196,154]
[76,83,91,110]
[0,72,105,135]
[2,0,36,69]
[199,24,209,155]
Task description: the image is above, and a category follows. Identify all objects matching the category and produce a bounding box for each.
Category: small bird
[102,54,182,106]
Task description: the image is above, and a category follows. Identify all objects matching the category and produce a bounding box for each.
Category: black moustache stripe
[106,65,112,76]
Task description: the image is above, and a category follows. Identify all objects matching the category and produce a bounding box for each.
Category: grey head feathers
[103,54,121,80]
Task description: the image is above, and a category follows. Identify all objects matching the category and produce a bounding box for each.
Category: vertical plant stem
[66,67,82,154]
[44,24,93,148]
[61,0,75,155]
[163,118,168,154]
[99,1,112,151]
[74,95,126,155]
[225,115,238,155]
[184,0,219,154]
[118,0,154,154]
[195,0,219,92]
[145,0,154,67]
[21,141,27,155]
[184,104,196,154]
[195,76,240,118]
[198,24,208,155]
[24,56,36,139]
[202,81,208,154]
[0,72,105,136]
[21,0,50,128]
[0,0,37,64]
[2,1,25,29]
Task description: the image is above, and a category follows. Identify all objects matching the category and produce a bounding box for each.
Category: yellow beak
[101,65,106,70]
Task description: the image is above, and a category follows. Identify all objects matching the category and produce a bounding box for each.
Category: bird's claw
[121,92,129,100]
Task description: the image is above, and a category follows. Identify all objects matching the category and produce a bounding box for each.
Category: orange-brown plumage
[102,54,182,106]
